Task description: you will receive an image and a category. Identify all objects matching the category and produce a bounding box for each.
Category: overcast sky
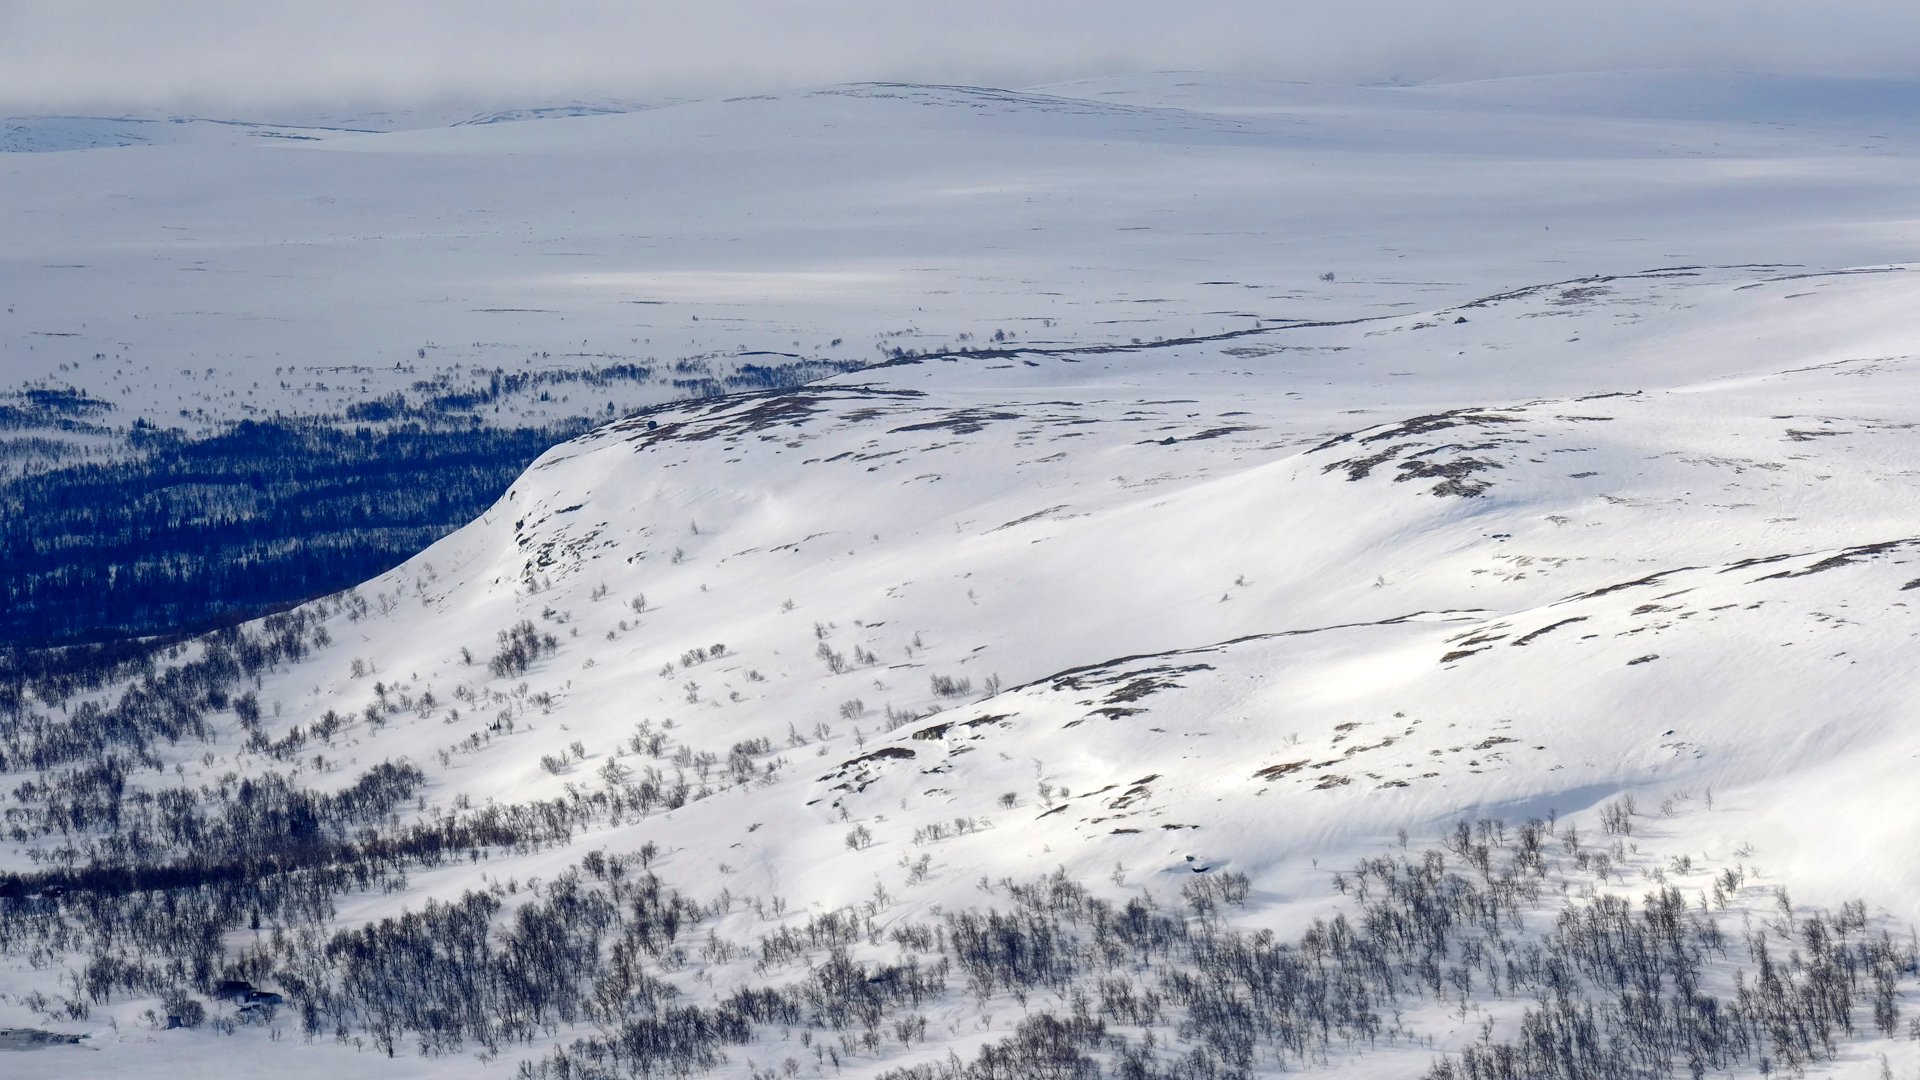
[6,1,1920,115]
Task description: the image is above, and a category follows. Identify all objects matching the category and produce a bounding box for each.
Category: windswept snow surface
[5,72,1920,1077]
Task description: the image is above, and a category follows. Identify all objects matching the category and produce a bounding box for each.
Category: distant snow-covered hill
[0,99,665,153]
[6,69,1920,437]
[0,115,377,153]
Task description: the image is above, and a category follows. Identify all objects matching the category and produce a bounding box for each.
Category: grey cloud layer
[5,0,1920,112]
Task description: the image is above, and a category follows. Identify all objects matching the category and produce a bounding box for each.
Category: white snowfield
[5,71,1920,1077]
[7,69,1920,432]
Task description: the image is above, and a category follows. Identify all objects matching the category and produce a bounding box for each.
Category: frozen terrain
[3,71,1920,1078]
[8,70,1920,437]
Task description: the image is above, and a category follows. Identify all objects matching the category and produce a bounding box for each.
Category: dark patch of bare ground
[889,408,1024,435]
[1511,616,1590,646]
[613,386,924,448]
[1755,539,1918,580]
[1312,407,1525,496]
[1312,408,1523,453]
[1393,456,1502,497]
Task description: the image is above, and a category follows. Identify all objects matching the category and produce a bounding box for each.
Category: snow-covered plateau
[4,71,1920,1079]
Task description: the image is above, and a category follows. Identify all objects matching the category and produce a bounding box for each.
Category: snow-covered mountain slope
[6,70,1920,437]
[270,262,1920,899]
[7,261,1920,1076]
